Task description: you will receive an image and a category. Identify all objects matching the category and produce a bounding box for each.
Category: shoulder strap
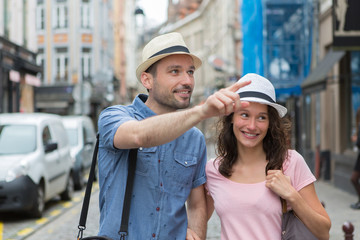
[77,134,138,239]
[119,148,138,237]
[77,133,100,239]
[78,134,99,229]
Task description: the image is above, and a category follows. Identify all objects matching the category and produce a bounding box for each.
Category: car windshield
[65,128,78,146]
[0,124,37,155]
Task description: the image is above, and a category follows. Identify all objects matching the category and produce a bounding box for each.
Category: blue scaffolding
[242,0,313,101]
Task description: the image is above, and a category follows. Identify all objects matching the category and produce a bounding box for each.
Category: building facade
[35,0,115,117]
[301,0,360,194]
[0,0,42,113]
[147,0,360,195]
[1,0,137,121]
[159,0,241,140]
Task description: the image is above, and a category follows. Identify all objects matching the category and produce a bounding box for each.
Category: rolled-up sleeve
[98,106,135,150]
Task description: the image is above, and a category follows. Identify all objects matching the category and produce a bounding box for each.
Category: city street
[1,142,358,240]
[2,179,358,240]
[1,142,359,239]
[1,0,360,239]
[0,187,91,240]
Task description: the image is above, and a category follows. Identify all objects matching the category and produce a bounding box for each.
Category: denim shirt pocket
[172,151,198,186]
[136,146,157,176]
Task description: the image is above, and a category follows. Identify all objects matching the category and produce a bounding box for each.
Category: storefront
[0,37,42,113]
[299,0,360,194]
[34,84,105,130]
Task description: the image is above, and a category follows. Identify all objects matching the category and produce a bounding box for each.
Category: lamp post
[134,7,145,46]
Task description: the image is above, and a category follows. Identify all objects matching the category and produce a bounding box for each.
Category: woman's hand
[265,169,296,200]
[186,228,201,240]
[266,170,331,240]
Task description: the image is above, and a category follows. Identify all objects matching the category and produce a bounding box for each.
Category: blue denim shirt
[97,94,207,240]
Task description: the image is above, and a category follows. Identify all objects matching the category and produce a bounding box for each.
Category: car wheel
[60,174,74,201]
[94,164,98,182]
[28,184,45,218]
[74,168,85,190]
[73,170,80,190]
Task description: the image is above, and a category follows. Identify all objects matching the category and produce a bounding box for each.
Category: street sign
[72,82,92,101]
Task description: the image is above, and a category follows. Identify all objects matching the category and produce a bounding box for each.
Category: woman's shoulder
[283,149,305,171]
[206,158,221,174]
[206,158,217,169]
[283,150,316,191]
[287,149,303,159]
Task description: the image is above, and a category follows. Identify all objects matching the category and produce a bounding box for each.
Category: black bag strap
[77,133,138,240]
[119,148,137,236]
[78,134,100,230]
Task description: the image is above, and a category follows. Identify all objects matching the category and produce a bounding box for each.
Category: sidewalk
[314,180,359,239]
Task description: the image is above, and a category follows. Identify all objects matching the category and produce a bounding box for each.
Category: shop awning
[301,50,345,93]
[25,74,41,87]
[36,101,69,109]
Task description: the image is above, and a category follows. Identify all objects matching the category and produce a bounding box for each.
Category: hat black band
[239,91,275,103]
[149,45,190,59]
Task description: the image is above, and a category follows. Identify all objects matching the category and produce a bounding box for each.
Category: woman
[350,107,360,209]
[205,73,331,240]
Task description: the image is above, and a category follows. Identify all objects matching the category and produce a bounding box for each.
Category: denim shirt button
[185,161,188,165]
[139,147,143,151]
[152,233,156,237]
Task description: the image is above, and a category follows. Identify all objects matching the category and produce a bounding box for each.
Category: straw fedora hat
[236,73,287,118]
[136,32,202,81]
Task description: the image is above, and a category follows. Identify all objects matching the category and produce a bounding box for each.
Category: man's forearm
[188,206,207,239]
[114,105,206,149]
[187,185,207,240]
[114,79,250,149]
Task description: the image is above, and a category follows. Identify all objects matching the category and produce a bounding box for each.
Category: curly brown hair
[215,106,290,177]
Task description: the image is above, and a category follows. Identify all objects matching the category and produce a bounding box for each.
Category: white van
[0,113,74,218]
[62,115,96,190]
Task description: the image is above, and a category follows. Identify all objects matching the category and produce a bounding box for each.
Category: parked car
[61,115,96,190]
[0,113,74,218]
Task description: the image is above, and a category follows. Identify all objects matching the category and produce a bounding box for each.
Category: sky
[137,0,168,26]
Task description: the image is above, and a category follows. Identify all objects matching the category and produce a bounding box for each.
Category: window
[4,0,9,37]
[351,51,360,133]
[42,126,52,146]
[36,1,45,30]
[81,0,92,29]
[0,125,37,154]
[264,2,312,90]
[82,127,87,145]
[53,122,68,147]
[55,48,68,83]
[55,1,68,29]
[303,95,311,149]
[37,49,44,81]
[81,48,92,80]
[37,49,44,66]
[23,0,28,46]
[65,128,78,146]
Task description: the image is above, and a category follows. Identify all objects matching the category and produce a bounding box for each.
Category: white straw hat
[236,73,287,118]
[136,32,202,81]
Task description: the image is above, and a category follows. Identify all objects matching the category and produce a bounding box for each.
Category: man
[97,32,250,239]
